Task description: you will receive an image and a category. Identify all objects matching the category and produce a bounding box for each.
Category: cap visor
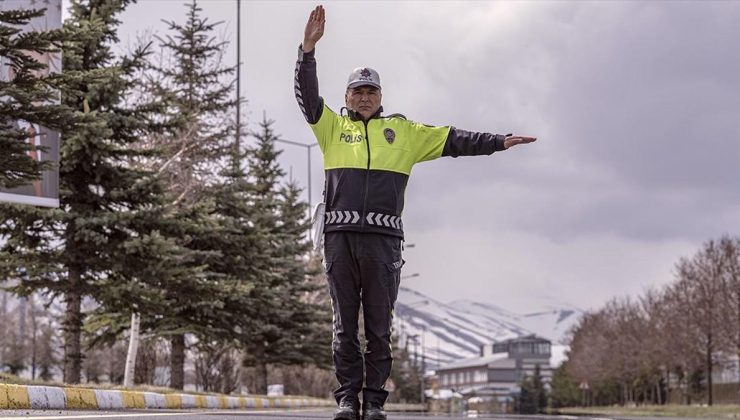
[347,81,381,89]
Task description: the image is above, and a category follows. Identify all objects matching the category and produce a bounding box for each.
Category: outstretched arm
[441,128,537,157]
[411,123,537,163]
[295,5,326,124]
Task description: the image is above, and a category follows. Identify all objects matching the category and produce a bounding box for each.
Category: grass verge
[0,372,184,395]
[554,404,740,418]
[0,372,315,399]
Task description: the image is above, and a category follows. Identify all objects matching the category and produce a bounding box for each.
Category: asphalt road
[0,408,710,420]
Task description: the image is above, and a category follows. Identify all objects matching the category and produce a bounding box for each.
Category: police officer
[295,5,537,420]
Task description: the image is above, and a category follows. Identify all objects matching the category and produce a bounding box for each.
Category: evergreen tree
[388,332,422,403]
[517,364,548,414]
[36,322,58,381]
[183,148,266,391]
[152,0,234,202]
[139,0,239,389]
[0,6,70,188]
[550,362,581,408]
[517,375,536,414]
[240,117,331,393]
[273,180,331,365]
[533,364,548,411]
[1,0,172,384]
[239,117,290,393]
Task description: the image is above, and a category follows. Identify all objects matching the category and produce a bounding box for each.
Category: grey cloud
[99,1,739,313]
[543,2,740,191]
[389,2,740,245]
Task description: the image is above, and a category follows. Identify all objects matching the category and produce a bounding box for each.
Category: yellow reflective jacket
[295,46,507,238]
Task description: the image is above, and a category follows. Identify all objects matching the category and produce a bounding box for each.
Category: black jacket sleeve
[441,127,507,157]
[294,45,324,124]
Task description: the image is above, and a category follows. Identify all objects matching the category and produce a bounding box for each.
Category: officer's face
[345,86,382,120]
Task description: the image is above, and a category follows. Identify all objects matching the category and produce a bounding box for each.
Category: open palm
[504,135,537,149]
[303,5,325,52]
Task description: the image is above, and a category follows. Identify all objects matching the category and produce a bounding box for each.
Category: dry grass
[555,404,740,418]
[0,372,231,396]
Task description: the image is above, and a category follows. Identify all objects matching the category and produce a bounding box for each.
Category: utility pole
[436,335,440,370]
[421,325,426,405]
[235,0,242,162]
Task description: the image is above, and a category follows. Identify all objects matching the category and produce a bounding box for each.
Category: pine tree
[550,362,581,408]
[239,117,287,393]
[139,0,240,389]
[36,321,58,381]
[533,364,548,412]
[152,0,235,203]
[0,6,70,188]
[388,332,422,403]
[0,0,172,384]
[239,117,331,392]
[517,375,536,414]
[270,180,331,365]
[182,146,267,392]
[517,365,548,414]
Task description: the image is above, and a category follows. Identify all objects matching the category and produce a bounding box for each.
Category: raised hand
[504,135,537,149]
[302,5,325,53]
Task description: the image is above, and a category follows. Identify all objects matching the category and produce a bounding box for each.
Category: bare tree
[717,237,740,373]
[674,239,726,405]
[194,341,241,393]
[603,298,646,404]
[36,321,59,381]
[662,281,705,403]
[0,284,7,367]
[563,235,740,407]
[639,287,673,404]
[566,310,611,403]
[134,338,158,386]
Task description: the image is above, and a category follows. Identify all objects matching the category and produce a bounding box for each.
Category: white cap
[347,67,381,90]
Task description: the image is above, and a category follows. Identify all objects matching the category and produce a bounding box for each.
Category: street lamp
[396,293,423,352]
[272,138,319,212]
[421,325,427,406]
[398,297,426,336]
[406,334,420,366]
[272,139,320,242]
[398,297,428,407]
[406,330,427,406]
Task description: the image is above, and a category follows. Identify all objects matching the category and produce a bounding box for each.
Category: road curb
[0,383,332,410]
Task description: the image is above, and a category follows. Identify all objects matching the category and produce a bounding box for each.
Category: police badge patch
[384,128,395,144]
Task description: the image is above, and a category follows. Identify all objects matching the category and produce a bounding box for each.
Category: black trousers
[324,231,403,406]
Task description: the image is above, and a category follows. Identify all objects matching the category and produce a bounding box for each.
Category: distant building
[713,353,740,385]
[432,334,553,413]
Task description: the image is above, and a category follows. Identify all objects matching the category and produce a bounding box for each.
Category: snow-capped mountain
[394,286,583,370]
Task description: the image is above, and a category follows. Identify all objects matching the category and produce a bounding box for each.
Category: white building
[433,335,553,412]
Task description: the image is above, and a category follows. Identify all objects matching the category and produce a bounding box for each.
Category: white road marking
[0,409,319,420]
[0,414,197,420]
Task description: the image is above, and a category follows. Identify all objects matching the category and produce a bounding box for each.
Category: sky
[63,0,740,314]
